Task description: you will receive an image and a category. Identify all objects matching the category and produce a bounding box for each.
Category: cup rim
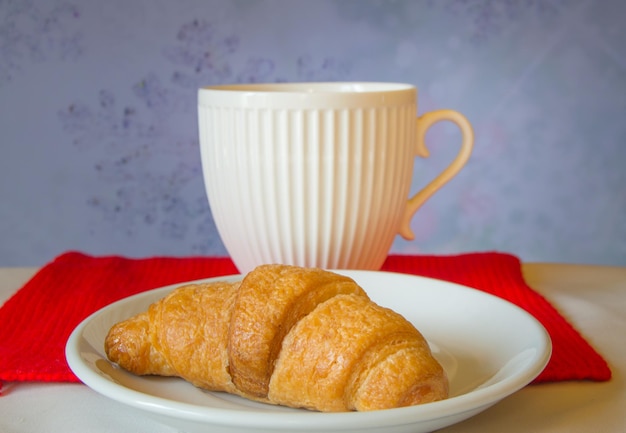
[201,82,415,94]
[198,82,417,108]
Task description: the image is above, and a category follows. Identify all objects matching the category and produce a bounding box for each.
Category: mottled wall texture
[2,0,625,266]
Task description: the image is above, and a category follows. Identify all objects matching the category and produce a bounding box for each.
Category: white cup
[198,82,473,273]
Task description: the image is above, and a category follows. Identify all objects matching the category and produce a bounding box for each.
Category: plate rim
[66,270,552,430]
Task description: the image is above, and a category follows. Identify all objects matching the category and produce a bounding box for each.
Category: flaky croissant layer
[104,264,448,412]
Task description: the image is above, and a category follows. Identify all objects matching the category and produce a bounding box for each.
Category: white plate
[66,270,551,433]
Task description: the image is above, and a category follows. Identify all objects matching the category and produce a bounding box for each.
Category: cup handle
[398,109,474,240]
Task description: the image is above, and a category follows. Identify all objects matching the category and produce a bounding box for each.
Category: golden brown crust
[267,293,447,411]
[228,264,368,397]
[151,281,240,392]
[105,281,240,392]
[104,265,448,412]
[105,310,176,377]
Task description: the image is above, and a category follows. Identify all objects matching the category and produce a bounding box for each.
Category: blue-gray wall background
[2,0,625,267]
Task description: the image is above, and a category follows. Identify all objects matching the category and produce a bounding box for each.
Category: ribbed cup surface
[199,101,416,274]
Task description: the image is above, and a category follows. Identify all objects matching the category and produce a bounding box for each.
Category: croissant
[104,264,448,412]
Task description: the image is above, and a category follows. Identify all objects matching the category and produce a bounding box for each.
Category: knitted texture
[0,251,611,390]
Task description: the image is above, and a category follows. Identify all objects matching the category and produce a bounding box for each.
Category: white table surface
[0,263,625,432]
